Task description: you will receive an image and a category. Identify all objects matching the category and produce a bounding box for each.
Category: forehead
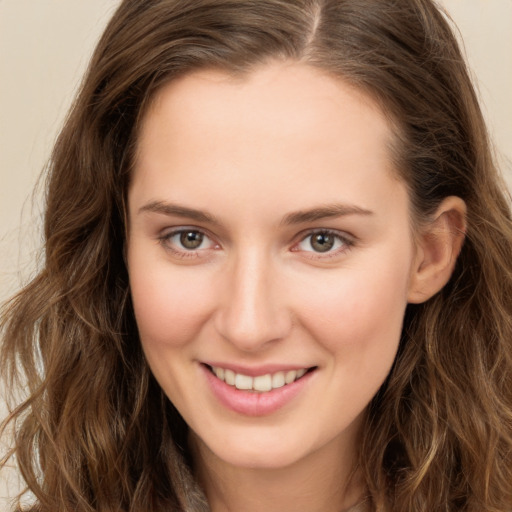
[136,62,394,162]
[131,62,406,224]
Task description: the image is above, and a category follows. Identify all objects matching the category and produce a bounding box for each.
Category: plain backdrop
[1,1,511,509]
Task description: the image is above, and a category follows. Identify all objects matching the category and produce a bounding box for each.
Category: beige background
[1,1,511,508]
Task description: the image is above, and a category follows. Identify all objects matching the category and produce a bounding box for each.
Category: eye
[295,230,352,254]
[177,230,206,250]
[159,228,218,255]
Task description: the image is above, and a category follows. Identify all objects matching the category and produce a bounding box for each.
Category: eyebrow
[138,200,373,225]
[138,200,220,224]
[281,204,374,225]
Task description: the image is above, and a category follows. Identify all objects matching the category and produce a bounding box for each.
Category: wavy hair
[2,1,512,510]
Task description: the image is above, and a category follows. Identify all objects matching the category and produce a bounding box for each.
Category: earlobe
[407,196,467,304]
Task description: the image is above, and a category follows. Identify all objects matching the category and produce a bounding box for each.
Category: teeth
[224,369,236,386]
[235,373,253,390]
[210,366,310,392]
[271,371,285,389]
[253,374,272,392]
[285,370,297,384]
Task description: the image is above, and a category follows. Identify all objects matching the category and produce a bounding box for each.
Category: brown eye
[179,230,204,249]
[295,230,351,256]
[159,229,218,257]
[310,233,335,252]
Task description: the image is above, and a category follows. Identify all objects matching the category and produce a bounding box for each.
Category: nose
[214,249,292,351]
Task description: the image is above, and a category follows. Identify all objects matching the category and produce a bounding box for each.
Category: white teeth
[210,366,310,392]
[271,371,285,389]
[224,369,236,386]
[285,370,297,384]
[253,374,272,392]
[235,373,253,390]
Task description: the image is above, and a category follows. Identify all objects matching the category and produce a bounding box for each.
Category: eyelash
[158,228,218,259]
[292,229,354,259]
[157,227,354,260]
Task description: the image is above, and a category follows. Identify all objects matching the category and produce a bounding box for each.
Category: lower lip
[201,365,315,417]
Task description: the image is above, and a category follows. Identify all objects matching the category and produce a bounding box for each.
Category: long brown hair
[2,1,511,510]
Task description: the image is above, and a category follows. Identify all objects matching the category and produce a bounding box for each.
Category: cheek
[128,254,215,347]
[291,256,411,358]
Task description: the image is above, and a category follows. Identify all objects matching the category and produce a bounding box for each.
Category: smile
[202,363,317,416]
[209,365,310,392]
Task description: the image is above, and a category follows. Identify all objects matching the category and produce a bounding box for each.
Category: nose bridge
[215,244,290,350]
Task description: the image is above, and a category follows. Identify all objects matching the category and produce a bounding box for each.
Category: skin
[127,62,465,512]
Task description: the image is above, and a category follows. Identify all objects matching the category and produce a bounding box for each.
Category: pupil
[311,233,334,252]
[180,231,203,249]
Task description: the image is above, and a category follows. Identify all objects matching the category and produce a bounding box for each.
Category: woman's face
[127,62,421,470]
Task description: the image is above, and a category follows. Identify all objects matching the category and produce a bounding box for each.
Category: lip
[201,363,316,417]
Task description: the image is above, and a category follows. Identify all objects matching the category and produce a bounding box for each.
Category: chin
[214,445,304,470]
[192,424,322,471]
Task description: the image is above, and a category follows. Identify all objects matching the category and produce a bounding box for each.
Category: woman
[1,1,511,511]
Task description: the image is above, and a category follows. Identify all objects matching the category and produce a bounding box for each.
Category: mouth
[205,364,317,393]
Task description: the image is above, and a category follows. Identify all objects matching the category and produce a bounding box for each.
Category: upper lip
[202,361,315,377]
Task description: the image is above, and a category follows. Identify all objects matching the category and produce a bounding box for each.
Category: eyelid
[158,226,220,257]
[156,225,354,260]
[291,228,355,257]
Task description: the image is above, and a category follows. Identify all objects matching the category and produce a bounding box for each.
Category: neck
[191,430,366,512]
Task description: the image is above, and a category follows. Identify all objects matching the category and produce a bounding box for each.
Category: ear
[407,196,467,304]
